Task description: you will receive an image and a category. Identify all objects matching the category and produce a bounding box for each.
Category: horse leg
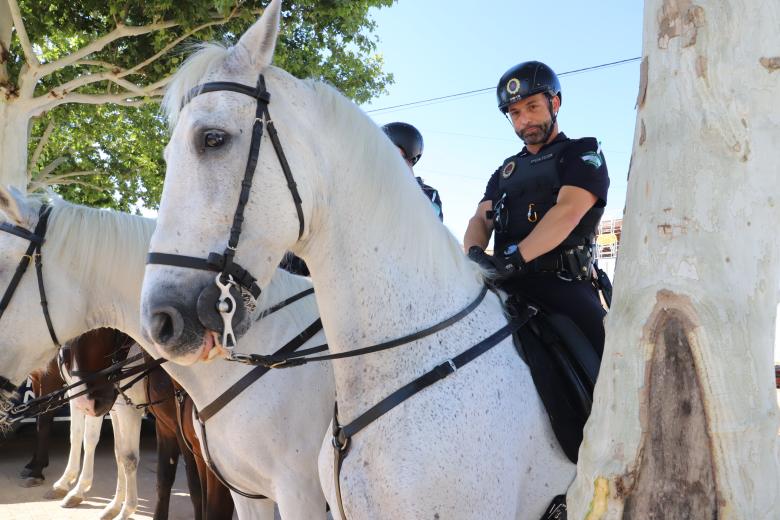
[46,402,85,499]
[19,410,55,486]
[100,409,129,519]
[204,462,234,520]
[276,478,328,520]
[153,417,182,520]
[114,407,143,520]
[173,426,204,520]
[232,495,276,520]
[61,414,103,507]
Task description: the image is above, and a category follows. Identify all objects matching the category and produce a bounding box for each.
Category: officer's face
[506,94,559,145]
[396,146,415,171]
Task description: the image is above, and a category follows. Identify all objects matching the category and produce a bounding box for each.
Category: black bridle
[0,204,60,395]
[147,74,305,354]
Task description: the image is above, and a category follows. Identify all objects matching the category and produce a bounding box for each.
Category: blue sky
[362,0,644,242]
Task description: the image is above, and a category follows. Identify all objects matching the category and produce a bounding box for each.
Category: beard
[516,118,552,145]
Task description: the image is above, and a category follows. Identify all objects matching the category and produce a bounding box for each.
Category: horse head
[65,329,134,417]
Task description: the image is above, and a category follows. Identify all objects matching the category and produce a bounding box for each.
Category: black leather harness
[0,205,59,395]
[147,74,305,355]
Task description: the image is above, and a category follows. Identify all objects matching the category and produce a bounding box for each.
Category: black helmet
[382,122,424,166]
[496,61,561,114]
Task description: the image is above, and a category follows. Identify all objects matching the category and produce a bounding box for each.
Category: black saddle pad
[509,297,601,463]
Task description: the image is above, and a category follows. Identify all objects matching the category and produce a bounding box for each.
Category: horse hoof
[18,476,45,488]
[44,487,69,499]
[99,507,120,520]
[19,467,42,479]
[61,494,84,508]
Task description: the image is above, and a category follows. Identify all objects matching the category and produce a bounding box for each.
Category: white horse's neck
[297,91,498,422]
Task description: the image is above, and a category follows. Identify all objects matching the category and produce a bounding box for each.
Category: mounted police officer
[382,122,444,221]
[463,61,609,355]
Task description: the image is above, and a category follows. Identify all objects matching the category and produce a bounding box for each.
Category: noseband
[147,74,305,353]
[0,204,60,393]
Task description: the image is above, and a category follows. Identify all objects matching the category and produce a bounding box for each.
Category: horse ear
[0,186,36,227]
[232,0,282,71]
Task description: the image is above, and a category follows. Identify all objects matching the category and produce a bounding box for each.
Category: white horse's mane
[308,80,483,284]
[45,198,156,294]
[163,42,484,286]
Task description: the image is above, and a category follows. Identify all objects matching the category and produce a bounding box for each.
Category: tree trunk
[0,101,31,189]
[568,1,780,518]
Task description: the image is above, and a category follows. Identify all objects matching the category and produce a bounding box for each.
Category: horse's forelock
[161,43,231,132]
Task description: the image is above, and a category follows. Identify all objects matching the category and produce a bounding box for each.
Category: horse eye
[204,130,226,148]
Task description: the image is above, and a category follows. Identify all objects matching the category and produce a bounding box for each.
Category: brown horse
[144,353,235,520]
[19,328,217,520]
[19,328,130,487]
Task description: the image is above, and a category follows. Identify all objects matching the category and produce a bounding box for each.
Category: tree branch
[37,19,180,79]
[29,172,107,192]
[119,7,240,79]
[32,90,165,115]
[75,60,127,73]
[28,119,56,175]
[7,0,39,67]
[35,155,68,178]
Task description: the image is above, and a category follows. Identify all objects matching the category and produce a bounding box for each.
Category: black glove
[499,244,527,276]
[468,245,524,279]
[467,246,496,271]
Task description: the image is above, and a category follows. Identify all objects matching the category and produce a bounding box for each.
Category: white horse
[140,1,575,518]
[47,342,146,520]
[0,188,332,519]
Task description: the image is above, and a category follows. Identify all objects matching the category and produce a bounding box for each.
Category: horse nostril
[150,306,184,346]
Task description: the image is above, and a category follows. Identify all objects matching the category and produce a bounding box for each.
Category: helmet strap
[542,93,558,143]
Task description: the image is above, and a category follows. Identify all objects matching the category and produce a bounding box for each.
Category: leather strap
[189,317,324,500]
[247,285,489,369]
[198,317,323,422]
[255,287,314,321]
[330,307,535,519]
[195,411,267,500]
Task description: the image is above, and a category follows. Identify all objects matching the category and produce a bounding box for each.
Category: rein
[8,353,166,422]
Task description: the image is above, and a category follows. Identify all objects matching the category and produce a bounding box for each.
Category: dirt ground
[0,419,200,520]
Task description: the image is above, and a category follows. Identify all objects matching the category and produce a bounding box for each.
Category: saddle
[507,294,601,464]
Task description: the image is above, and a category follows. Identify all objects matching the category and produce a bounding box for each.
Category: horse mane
[45,198,155,294]
[161,42,231,132]
[307,79,485,286]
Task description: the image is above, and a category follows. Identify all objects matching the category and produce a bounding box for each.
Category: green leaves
[10,0,395,208]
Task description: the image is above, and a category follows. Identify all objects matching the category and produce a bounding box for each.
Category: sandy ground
[0,420,199,520]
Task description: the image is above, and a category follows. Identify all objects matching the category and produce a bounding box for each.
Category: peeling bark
[622,307,717,519]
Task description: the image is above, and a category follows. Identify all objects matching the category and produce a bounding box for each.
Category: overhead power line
[366,56,642,114]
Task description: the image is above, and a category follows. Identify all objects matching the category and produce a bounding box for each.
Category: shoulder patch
[580,150,603,169]
[502,160,516,178]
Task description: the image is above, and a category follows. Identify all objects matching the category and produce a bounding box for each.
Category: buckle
[332,430,350,452]
[434,359,457,379]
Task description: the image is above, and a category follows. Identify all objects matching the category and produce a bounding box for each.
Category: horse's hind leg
[46,402,85,499]
[61,414,103,507]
